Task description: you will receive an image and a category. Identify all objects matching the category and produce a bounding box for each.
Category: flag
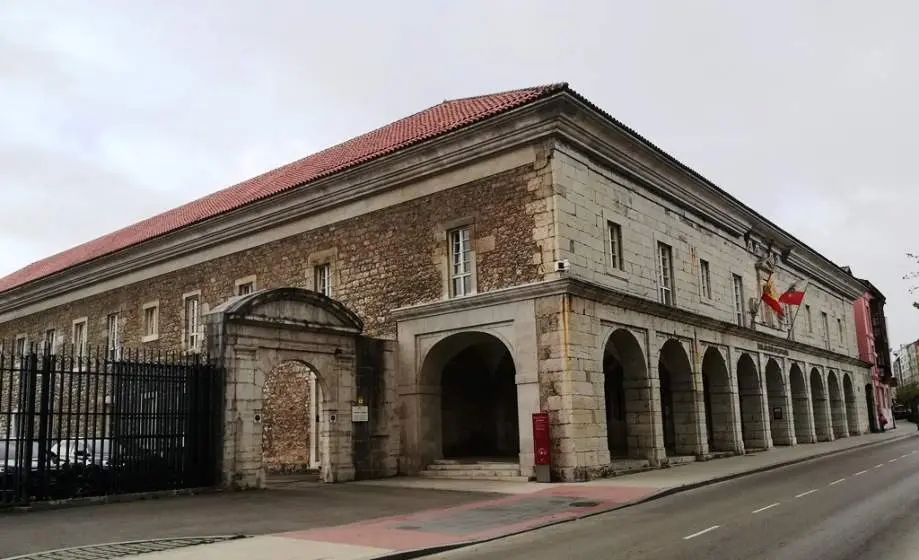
[779,280,806,306]
[761,276,785,319]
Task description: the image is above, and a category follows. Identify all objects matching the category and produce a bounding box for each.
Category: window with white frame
[314,264,332,297]
[699,259,712,299]
[72,319,87,357]
[44,328,56,354]
[106,313,121,360]
[237,282,254,296]
[732,274,746,326]
[15,334,27,357]
[657,242,674,306]
[183,294,201,353]
[142,302,159,342]
[449,227,473,297]
[607,221,623,270]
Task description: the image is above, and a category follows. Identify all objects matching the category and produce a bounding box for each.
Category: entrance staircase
[419,458,529,482]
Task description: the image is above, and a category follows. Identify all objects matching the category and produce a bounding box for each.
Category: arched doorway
[843,374,859,435]
[827,371,848,438]
[603,329,652,460]
[765,359,792,445]
[810,368,832,441]
[262,361,320,476]
[701,347,737,452]
[789,364,812,443]
[423,332,519,461]
[737,354,767,450]
[658,339,701,457]
[865,384,878,432]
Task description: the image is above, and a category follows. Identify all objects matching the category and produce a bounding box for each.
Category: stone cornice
[391,276,871,368]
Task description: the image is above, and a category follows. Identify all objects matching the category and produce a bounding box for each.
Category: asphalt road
[427,434,919,560]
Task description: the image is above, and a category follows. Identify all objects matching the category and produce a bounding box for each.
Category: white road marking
[901,454,910,458]
[752,503,780,514]
[875,463,884,469]
[830,478,845,486]
[912,450,917,455]
[795,489,818,498]
[889,458,897,463]
[684,525,720,540]
[854,470,867,476]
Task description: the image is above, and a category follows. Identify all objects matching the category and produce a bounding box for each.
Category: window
[72,319,87,357]
[449,227,473,297]
[184,294,201,353]
[15,335,27,357]
[732,274,746,326]
[314,264,332,297]
[821,311,830,347]
[805,305,813,333]
[607,221,623,270]
[142,302,159,342]
[106,313,121,360]
[837,318,844,344]
[699,259,711,299]
[235,275,257,296]
[762,304,775,328]
[657,242,674,306]
[44,328,56,354]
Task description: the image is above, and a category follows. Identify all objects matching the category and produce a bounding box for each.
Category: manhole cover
[569,500,601,508]
[3,535,247,560]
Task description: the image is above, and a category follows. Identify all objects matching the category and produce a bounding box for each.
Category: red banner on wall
[532,412,551,466]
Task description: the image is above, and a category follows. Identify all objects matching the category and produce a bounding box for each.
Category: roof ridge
[442,82,568,104]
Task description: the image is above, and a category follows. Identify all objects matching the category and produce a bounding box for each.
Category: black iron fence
[0,344,223,508]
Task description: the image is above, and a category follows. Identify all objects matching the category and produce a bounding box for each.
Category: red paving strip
[282,485,659,551]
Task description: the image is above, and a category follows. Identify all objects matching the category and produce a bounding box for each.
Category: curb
[374,431,919,559]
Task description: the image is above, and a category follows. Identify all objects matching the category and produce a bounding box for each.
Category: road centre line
[902,454,910,458]
[875,464,884,468]
[889,458,897,463]
[829,478,845,486]
[795,489,818,498]
[683,526,720,540]
[854,470,867,476]
[752,503,780,514]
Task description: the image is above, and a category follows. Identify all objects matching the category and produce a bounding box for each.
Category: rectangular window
[449,227,473,297]
[837,318,844,344]
[657,242,674,306]
[805,305,813,332]
[184,294,201,352]
[314,264,332,297]
[15,335,26,357]
[732,274,746,326]
[44,328,56,354]
[607,221,623,270]
[72,319,87,357]
[821,311,830,347]
[106,313,120,360]
[699,259,711,299]
[143,302,159,341]
[237,282,254,296]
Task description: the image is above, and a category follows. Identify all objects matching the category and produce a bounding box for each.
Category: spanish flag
[779,281,806,306]
[761,276,785,319]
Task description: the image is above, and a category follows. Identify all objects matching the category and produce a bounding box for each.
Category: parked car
[893,404,910,420]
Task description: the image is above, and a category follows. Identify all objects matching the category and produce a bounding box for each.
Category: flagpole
[786,281,810,340]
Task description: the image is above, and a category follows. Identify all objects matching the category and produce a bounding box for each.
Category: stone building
[0,83,875,484]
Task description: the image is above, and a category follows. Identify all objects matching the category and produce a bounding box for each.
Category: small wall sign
[352,405,369,422]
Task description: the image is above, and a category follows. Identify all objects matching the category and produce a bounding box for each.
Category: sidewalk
[24,425,919,560]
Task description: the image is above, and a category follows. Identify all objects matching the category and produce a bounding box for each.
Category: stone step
[418,469,530,482]
[427,461,521,472]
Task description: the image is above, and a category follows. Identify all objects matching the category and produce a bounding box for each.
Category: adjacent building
[893,340,919,387]
[851,278,894,431]
[0,83,878,485]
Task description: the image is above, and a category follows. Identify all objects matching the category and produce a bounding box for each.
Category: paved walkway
[9,425,916,560]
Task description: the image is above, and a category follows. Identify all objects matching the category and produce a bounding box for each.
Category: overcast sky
[2,1,917,348]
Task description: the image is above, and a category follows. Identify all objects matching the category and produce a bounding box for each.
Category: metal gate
[1,344,223,508]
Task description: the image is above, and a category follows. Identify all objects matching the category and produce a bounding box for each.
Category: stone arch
[603,328,654,460]
[701,346,738,453]
[765,359,793,445]
[737,353,767,450]
[827,371,848,438]
[419,331,519,464]
[843,373,859,435]
[658,339,701,457]
[789,363,813,443]
[810,368,832,441]
[208,287,366,487]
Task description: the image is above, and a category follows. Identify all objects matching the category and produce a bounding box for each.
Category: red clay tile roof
[0,83,568,295]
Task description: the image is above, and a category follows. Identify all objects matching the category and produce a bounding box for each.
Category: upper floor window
[44,328,56,354]
[184,294,201,353]
[607,221,623,271]
[237,282,254,296]
[106,313,121,360]
[699,259,712,299]
[732,274,745,326]
[449,227,473,297]
[805,305,813,333]
[314,264,332,297]
[821,311,830,347]
[657,242,674,306]
[837,318,844,344]
[143,302,159,342]
[72,319,87,357]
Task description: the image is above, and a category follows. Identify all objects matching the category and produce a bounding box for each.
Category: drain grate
[569,500,600,508]
[3,535,248,560]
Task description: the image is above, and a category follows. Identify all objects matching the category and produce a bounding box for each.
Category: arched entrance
[810,368,832,441]
[737,354,767,450]
[843,374,859,435]
[765,359,792,445]
[421,332,519,461]
[789,364,813,443]
[262,361,319,475]
[603,329,652,459]
[701,347,737,452]
[658,339,701,457]
[827,371,848,438]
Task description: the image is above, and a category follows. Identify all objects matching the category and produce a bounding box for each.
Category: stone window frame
[730,272,746,327]
[71,317,88,370]
[43,327,58,355]
[601,208,628,281]
[14,333,27,361]
[141,300,160,343]
[181,290,203,354]
[105,311,123,361]
[438,216,478,299]
[306,249,338,298]
[234,275,257,297]
[692,244,720,309]
[655,239,675,307]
